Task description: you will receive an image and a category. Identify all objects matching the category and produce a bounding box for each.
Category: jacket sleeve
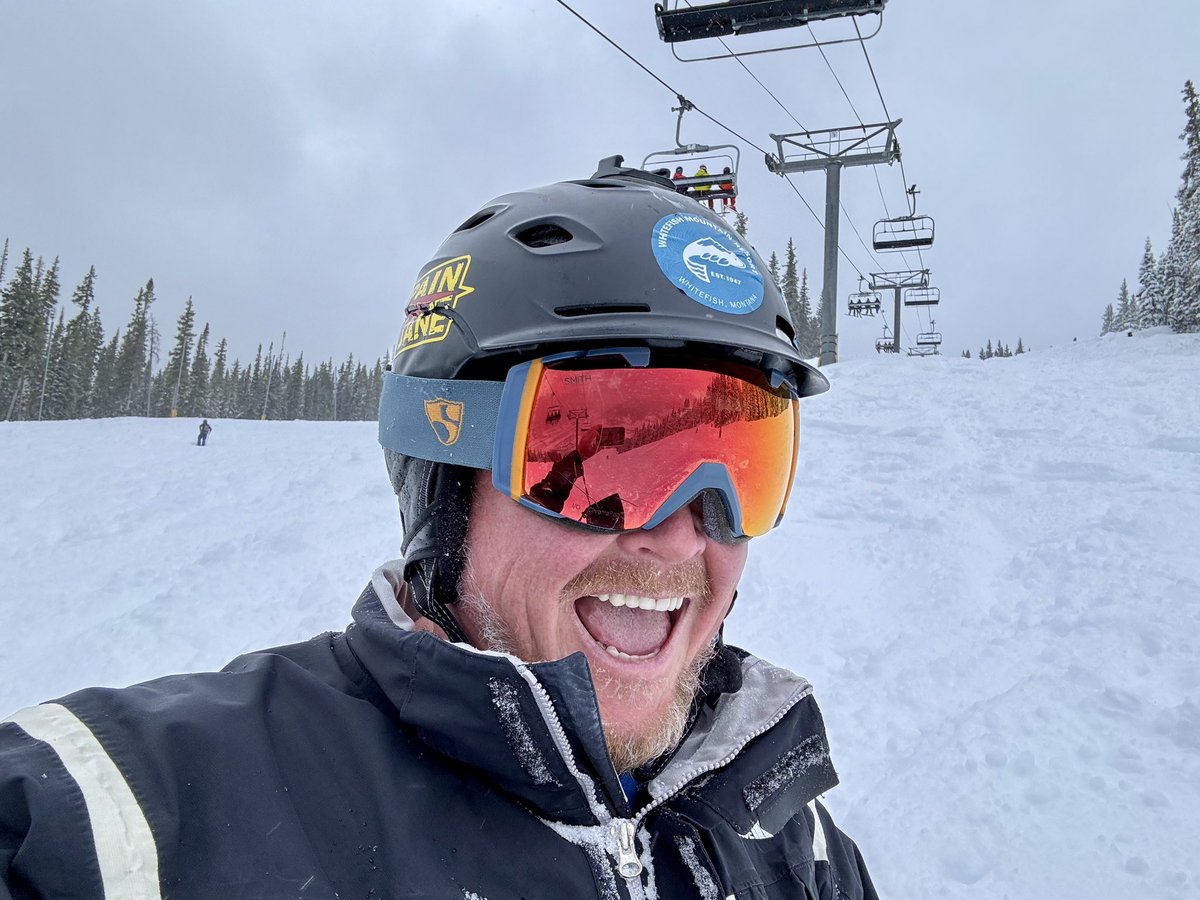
[813,800,880,900]
[1,711,120,899]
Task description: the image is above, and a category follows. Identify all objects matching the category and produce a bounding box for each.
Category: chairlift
[873,183,935,252]
[873,215,935,251]
[846,280,882,317]
[916,331,942,347]
[906,346,938,357]
[903,286,940,307]
[654,0,887,62]
[874,325,897,354]
[643,98,741,212]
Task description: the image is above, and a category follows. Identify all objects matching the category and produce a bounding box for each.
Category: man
[0,157,877,898]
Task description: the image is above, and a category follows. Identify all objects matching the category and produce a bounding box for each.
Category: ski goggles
[378,348,800,538]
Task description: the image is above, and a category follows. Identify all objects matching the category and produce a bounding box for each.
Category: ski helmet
[380,156,828,640]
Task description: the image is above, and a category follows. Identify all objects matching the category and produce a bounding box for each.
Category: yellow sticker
[424,398,464,446]
[395,255,475,354]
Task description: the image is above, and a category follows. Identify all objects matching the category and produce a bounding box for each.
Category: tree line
[1100,80,1200,336]
[0,251,383,422]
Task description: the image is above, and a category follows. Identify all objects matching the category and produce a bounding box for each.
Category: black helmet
[380,155,827,640]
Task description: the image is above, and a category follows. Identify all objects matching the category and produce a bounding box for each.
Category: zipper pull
[613,819,643,879]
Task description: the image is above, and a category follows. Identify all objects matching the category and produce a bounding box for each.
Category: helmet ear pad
[383,449,473,642]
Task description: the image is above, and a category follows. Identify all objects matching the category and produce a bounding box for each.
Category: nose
[615,502,705,565]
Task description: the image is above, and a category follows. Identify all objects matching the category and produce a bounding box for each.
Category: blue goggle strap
[378,370,504,470]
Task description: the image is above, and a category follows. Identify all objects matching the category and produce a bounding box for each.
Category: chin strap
[407,555,471,644]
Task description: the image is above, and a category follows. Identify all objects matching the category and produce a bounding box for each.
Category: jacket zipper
[623,683,813,863]
[522,665,810,889]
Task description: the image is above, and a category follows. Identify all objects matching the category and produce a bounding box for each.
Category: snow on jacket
[0,564,878,899]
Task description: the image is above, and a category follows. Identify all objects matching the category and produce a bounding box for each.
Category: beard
[457,554,716,774]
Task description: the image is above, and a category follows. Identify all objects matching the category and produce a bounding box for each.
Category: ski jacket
[0,564,877,900]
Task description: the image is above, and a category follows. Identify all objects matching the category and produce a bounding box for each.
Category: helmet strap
[401,463,473,645]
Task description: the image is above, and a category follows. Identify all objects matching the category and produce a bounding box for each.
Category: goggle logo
[424,398,464,446]
[396,255,475,354]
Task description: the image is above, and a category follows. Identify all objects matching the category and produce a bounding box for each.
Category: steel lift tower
[766,121,900,365]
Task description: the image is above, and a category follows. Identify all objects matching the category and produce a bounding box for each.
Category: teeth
[596,594,683,612]
[603,644,660,661]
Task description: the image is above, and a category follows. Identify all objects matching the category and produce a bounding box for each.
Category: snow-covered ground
[2,330,1198,898]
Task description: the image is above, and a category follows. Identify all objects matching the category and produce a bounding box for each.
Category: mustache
[562,556,710,601]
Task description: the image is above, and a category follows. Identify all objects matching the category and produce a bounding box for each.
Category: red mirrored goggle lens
[509,361,798,536]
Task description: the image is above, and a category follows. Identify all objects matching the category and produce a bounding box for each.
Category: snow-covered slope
[2,330,1198,898]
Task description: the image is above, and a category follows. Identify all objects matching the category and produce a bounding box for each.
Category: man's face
[457,472,748,772]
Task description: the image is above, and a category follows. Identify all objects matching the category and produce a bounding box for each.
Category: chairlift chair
[872,215,935,252]
[654,0,887,62]
[643,99,742,209]
[847,288,882,317]
[903,286,940,307]
[916,331,942,347]
[906,346,938,357]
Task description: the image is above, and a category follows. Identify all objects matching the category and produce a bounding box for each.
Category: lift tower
[766,121,900,366]
[869,268,929,353]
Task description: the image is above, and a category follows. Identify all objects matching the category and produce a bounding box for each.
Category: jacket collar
[341,562,839,829]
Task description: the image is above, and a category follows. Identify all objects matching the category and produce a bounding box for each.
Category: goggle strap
[378,371,502,469]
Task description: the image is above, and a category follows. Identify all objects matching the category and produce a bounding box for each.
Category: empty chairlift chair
[872,214,935,252]
[903,286,940,307]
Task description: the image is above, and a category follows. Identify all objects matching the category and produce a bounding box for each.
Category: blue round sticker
[651,213,763,315]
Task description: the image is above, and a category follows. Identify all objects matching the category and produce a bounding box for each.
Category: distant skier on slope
[196,418,212,446]
[0,158,878,899]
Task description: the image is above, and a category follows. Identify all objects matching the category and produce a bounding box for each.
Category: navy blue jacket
[0,567,877,899]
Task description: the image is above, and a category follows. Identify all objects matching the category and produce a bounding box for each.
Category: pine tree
[159,298,196,416]
[1115,278,1135,332]
[984,339,993,360]
[1015,337,1025,355]
[781,239,801,334]
[113,280,156,414]
[211,338,229,420]
[1173,80,1200,331]
[767,251,781,291]
[1133,238,1160,330]
[796,269,817,359]
[185,323,211,416]
[90,330,122,417]
[0,252,60,420]
[61,267,102,418]
[733,211,748,239]
[1101,303,1116,335]
[962,349,971,359]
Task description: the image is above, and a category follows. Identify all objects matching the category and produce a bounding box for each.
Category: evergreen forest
[0,257,383,423]
[1099,80,1200,336]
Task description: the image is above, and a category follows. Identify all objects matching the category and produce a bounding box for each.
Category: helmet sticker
[396,254,475,355]
[651,214,763,315]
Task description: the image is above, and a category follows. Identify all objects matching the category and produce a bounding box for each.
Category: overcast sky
[2,2,1198,365]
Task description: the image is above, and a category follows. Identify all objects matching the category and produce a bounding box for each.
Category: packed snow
[2,330,1198,898]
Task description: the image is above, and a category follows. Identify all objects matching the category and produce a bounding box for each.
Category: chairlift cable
[554,1,763,153]
[854,19,919,227]
[803,22,918,273]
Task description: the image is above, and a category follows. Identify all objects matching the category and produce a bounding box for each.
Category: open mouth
[574,593,688,661]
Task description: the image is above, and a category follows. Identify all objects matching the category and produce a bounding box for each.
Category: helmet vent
[554,302,652,318]
[454,208,499,233]
[776,315,797,343]
[515,223,574,248]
